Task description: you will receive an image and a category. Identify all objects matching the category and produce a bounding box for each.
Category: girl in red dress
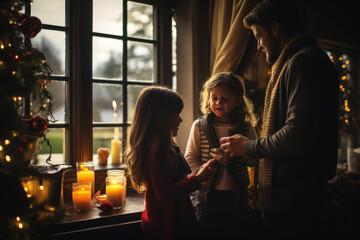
[125,86,215,240]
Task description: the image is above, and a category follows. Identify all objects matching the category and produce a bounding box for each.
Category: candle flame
[112,100,117,111]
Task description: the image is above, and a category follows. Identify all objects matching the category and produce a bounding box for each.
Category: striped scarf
[257,31,312,210]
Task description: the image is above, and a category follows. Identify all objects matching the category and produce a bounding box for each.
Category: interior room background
[23,0,359,167]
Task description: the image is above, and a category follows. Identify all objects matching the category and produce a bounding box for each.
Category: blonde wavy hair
[125,86,184,193]
[200,72,257,126]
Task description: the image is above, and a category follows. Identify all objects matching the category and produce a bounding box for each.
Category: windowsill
[35,154,127,170]
[43,191,144,239]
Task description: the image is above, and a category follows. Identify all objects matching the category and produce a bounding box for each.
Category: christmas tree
[0,0,57,239]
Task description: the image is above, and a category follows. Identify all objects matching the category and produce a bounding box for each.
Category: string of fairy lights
[328,52,354,133]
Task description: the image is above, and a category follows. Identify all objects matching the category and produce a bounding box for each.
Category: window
[326,50,355,163]
[24,0,170,165]
[29,0,67,164]
[92,0,156,163]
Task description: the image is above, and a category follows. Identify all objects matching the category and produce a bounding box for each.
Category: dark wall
[296,0,360,48]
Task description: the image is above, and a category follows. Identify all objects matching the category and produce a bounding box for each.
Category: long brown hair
[200,72,257,126]
[125,86,183,192]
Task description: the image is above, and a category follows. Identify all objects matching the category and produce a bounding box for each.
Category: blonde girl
[184,72,258,238]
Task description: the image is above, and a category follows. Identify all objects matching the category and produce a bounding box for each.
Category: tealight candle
[76,162,95,196]
[72,182,92,212]
[106,177,124,209]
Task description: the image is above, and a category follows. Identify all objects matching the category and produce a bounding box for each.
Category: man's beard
[265,51,278,64]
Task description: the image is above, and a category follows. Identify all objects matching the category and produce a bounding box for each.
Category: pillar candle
[106,178,124,209]
[76,162,95,196]
[111,139,121,164]
[112,100,119,140]
[107,170,126,204]
[72,183,92,211]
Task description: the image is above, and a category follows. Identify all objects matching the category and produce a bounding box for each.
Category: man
[219,0,338,237]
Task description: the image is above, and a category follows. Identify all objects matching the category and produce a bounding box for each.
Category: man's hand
[220,134,249,158]
[210,148,230,166]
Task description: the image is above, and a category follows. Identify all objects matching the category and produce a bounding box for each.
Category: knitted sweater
[245,31,338,226]
[185,114,257,206]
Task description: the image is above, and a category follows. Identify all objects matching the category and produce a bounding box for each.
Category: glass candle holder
[106,177,124,209]
[76,162,95,196]
[107,170,127,204]
[72,182,92,212]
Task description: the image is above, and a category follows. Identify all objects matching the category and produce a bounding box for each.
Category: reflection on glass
[93,37,123,79]
[127,2,153,39]
[127,41,153,82]
[341,54,351,72]
[172,17,177,91]
[31,0,66,27]
[93,0,123,36]
[32,29,66,76]
[30,80,66,123]
[127,85,146,122]
[93,83,123,122]
[37,128,65,164]
[47,80,66,123]
[93,127,123,155]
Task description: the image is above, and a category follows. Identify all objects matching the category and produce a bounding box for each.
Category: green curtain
[209,0,260,75]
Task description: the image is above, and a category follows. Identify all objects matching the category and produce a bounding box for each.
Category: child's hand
[210,148,230,166]
[196,159,216,183]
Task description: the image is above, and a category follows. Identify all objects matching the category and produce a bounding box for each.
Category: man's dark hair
[243,0,302,36]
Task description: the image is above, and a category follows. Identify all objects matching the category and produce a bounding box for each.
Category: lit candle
[72,182,92,211]
[106,177,124,209]
[76,162,95,196]
[112,100,119,140]
[111,100,121,164]
[107,170,127,204]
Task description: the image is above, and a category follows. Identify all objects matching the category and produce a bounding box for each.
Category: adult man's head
[243,0,303,64]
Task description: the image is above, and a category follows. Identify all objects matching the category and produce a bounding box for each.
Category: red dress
[142,153,201,240]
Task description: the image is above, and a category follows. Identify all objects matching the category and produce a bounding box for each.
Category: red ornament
[20,14,42,39]
[29,116,48,136]
[99,201,114,214]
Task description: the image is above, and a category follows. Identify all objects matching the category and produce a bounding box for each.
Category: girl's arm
[146,154,202,202]
[184,120,202,174]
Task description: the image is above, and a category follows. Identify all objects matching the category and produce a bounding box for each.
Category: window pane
[128,41,154,82]
[30,80,65,123]
[93,0,123,36]
[31,0,65,27]
[93,83,123,123]
[127,2,153,39]
[32,29,66,76]
[93,127,123,154]
[127,85,146,122]
[47,80,66,123]
[37,128,65,165]
[93,37,123,79]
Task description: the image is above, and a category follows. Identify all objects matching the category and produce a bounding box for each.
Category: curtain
[209,0,260,75]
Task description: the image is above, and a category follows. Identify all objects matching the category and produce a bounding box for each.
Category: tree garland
[0,0,57,239]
